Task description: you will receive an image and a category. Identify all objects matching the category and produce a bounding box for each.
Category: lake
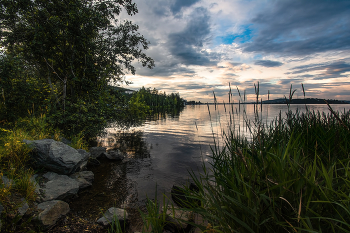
[70,103,350,221]
[98,104,350,200]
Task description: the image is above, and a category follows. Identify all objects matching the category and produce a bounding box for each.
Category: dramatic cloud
[255,60,283,67]
[167,7,218,66]
[171,0,201,15]
[121,0,350,102]
[243,0,350,56]
[287,60,350,80]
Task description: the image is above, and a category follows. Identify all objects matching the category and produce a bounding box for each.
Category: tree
[0,0,154,137]
[0,53,51,122]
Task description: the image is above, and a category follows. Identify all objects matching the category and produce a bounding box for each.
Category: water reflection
[98,130,150,159]
[72,104,350,222]
[100,104,350,200]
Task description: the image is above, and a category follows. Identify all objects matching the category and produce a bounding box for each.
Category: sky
[120,0,350,103]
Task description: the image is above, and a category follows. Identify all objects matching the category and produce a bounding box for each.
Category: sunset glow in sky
[121,0,350,103]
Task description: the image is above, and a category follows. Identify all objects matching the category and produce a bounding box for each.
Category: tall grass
[135,85,350,232]
[180,87,350,232]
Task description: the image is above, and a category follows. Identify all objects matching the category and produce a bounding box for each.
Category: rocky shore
[0,138,198,232]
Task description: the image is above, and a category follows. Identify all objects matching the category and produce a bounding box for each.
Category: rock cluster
[0,139,127,231]
[1,138,202,232]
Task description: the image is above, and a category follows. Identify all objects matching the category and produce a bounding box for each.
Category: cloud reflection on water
[97,104,350,201]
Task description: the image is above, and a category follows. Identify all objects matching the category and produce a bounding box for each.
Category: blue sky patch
[215,26,253,45]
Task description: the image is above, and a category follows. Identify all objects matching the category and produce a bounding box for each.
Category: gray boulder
[23,139,89,175]
[103,150,125,161]
[89,147,107,159]
[36,200,70,228]
[39,172,80,202]
[70,171,94,189]
[97,207,129,227]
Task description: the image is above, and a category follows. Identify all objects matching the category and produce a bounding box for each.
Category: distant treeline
[186,98,350,105]
[131,87,185,109]
[262,98,350,104]
[186,100,202,105]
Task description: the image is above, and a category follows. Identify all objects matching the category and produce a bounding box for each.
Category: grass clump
[138,189,172,233]
[186,104,350,232]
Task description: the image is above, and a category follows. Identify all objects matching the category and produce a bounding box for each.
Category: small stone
[37,200,70,228]
[97,207,129,227]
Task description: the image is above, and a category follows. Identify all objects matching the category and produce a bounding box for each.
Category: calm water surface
[69,104,350,222]
[96,104,350,203]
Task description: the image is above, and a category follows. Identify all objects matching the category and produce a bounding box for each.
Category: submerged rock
[89,147,107,159]
[103,150,125,160]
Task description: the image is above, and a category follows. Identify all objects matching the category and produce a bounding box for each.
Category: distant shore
[185,98,350,105]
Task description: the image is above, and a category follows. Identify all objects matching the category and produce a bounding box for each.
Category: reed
[181,85,350,232]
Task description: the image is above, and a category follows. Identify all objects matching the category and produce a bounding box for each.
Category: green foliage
[0,0,154,138]
[133,87,185,110]
[0,53,51,122]
[126,93,151,120]
[68,131,89,151]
